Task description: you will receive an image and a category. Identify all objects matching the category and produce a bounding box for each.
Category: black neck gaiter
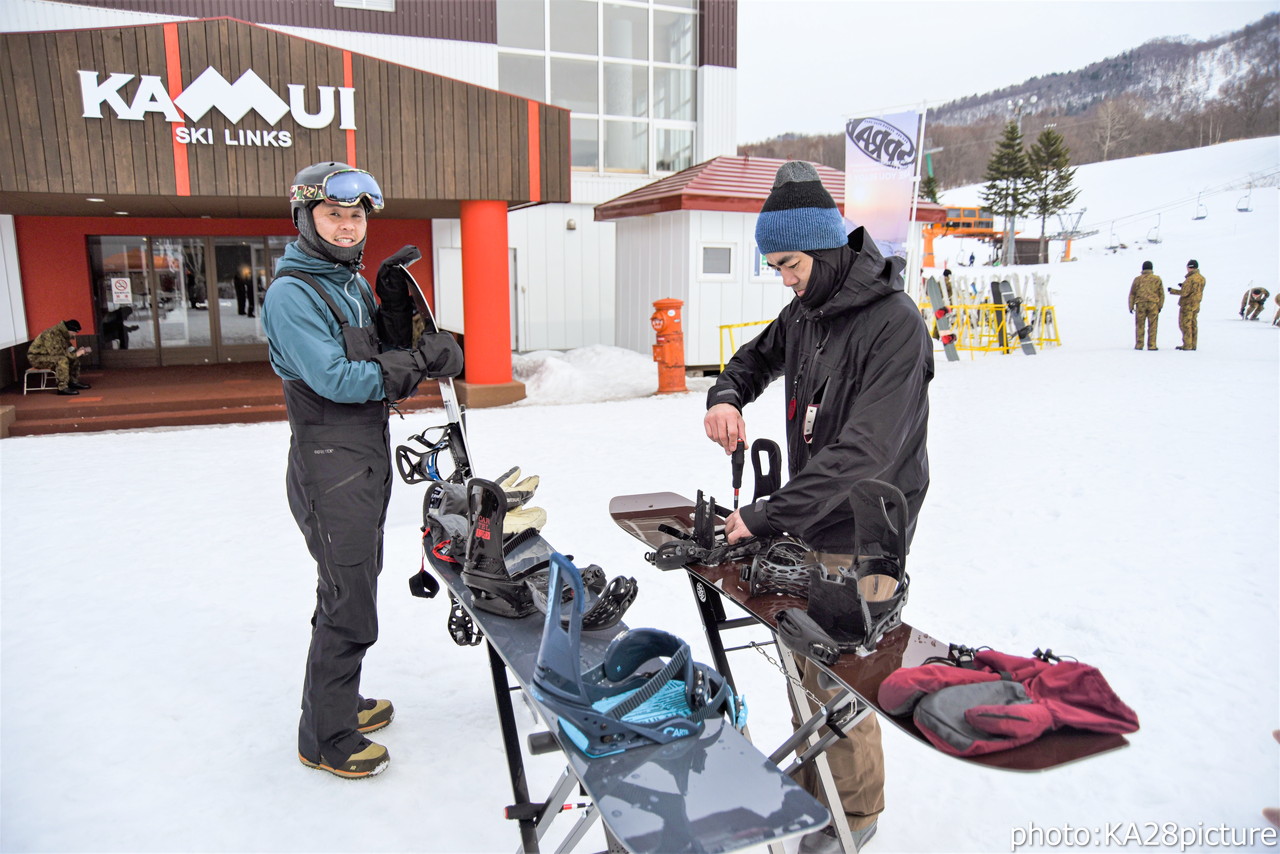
[800,245,857,310]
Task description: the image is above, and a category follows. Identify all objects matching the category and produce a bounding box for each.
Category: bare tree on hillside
[1092,98,1136,161]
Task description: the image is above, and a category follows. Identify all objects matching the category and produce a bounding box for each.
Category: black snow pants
[285,380,392,766]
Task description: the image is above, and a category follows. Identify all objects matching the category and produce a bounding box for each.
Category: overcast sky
[734,0,1278,144]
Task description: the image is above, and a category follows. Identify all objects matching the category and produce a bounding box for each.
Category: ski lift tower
[1047,208,1098,261]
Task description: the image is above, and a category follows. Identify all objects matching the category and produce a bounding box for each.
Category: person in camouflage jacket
[1127,261,1164,350]
[1240,286,1270,321]
[1168,260,1206,350]
[27,319,91,394]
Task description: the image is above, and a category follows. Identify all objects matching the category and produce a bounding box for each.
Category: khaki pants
[1178,307,1199,348]
[1133,305,1159,348]
[788,654,885,832]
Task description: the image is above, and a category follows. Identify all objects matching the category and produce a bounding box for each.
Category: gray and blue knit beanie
[755,161,848,255]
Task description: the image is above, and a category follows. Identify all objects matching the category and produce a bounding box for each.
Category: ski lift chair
[1236,186,1253,213]
[1146,214,1162,244]
[1192,193,1207,221]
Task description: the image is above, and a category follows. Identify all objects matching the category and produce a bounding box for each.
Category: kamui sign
[78,66,357,148]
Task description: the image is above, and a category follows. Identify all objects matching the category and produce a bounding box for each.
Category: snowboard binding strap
[527,563,639,632]
[532,553,746,758]
[461,479,544,618]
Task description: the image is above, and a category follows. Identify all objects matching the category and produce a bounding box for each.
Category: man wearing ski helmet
[263,162,462,779]
[704,161,933,853]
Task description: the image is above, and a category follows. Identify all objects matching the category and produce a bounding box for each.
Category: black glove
[1240,309,1246,317]
[373,334,464,400]
[375,261,414,349]
[418,332,463,378]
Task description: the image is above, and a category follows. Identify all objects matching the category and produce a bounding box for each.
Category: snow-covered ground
[2,137,1277,854]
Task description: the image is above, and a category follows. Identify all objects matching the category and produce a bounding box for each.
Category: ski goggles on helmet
[289,168,385,211]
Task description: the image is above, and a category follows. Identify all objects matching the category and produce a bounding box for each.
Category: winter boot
[357,698,394,733]
[298,739,389,779]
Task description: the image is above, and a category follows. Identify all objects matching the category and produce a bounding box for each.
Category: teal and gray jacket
[262,242,386,404]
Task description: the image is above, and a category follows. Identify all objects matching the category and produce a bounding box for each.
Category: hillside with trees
[739,13,1278,190]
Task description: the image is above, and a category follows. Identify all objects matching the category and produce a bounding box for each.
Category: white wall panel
[436,204,616,353]
[269,27,497,87]
[0,216,29,349]
[571,173,657,206]
[696,65,738,160]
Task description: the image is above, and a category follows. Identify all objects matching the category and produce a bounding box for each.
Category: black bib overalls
[279,273,391,766]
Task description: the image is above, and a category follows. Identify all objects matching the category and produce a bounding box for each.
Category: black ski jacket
[707,228,933,552]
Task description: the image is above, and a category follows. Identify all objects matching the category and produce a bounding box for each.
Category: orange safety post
[650,298,687,394]
[459,200,512,385]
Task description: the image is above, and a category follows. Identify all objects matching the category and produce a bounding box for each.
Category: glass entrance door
[90,235,282,366]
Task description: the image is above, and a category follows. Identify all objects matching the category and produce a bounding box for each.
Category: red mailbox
[650,298,687,394]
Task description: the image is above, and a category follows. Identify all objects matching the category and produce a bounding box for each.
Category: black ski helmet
[288,161,383,267]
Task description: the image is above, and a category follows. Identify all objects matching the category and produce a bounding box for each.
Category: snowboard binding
[650,490,768,570]
[461,478,542,618]
[776,479,912,661]
[527,562,638,632]
[744,539,814,598]
[532,552,747,758]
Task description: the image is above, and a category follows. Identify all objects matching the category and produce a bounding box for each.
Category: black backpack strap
[273,269,351,329]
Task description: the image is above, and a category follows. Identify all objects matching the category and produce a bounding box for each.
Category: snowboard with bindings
[424,530,831,853]
[993,280,1037,356]
[609,492,1129,772]
[926,276,960,362]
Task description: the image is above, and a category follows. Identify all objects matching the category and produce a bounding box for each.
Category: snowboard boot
[298,739,389,779]
[357,698,394,733]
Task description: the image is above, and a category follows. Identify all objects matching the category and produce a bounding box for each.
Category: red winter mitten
[878,663,999,715]
[912,680,1055,757]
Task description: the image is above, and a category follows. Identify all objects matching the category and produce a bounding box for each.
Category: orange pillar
[459,200,512,385]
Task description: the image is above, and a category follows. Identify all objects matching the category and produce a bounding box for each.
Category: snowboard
[426,539,831,853]
[926,276,960,362]
[609,492,1130,772]
[993,280,1037,355]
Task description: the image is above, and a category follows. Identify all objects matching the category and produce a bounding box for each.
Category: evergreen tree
[981,121,1032,265]
[920,174,940,203]
[1027,128,1080,263]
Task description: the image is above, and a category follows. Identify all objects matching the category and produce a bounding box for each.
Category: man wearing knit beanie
[26,318,92,395]
[704,161,934,854]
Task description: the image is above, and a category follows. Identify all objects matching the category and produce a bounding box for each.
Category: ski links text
[1010,821,1276,852]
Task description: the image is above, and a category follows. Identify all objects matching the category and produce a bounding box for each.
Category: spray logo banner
[844,110,921,255]
[846,116,917,170]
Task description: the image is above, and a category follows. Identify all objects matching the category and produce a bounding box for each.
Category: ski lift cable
[1077,169,1279,232]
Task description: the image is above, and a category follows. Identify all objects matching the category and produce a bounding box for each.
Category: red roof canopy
[594,155,946,224]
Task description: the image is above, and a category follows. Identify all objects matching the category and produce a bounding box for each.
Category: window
[653,67,694,120]
[550,0,597,55]
[499,54,546,102]
[603,3,647,59]
[604,62,647,117]
[334,0,395,10]
[654,9,695,64]
[701,246,733,277]
[497,0,544,49]
[603,120,647,172]
[550,58,598,113]
[571,117,599,170]
[655,127,692,172]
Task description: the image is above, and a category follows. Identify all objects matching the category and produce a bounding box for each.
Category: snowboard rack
[532,552,746,758]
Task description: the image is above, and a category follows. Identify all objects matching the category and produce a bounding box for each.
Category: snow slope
[1,137,1277,854]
